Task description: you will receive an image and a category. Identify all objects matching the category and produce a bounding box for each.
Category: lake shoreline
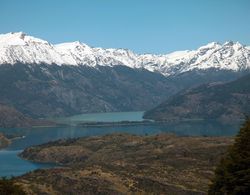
[18,133,234,194]
[0,133,11,149]
[56,118,243,128]
[0,111,241,179]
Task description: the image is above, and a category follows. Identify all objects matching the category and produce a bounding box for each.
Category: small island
[0,133,10,149]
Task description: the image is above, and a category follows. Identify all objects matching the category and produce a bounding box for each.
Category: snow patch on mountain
[0,32,48,45]
[0,32,250,76]
[0,32,65,65]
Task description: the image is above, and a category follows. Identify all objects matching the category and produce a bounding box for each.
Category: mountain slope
[1,32,250,118]
[0,104,35,128]
[1,63,247,118]
[144,74,250,121]
[1,32,250,76]
[0,104,51,128]
[0,64,177,118]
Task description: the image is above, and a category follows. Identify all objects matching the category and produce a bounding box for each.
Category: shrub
[0,177,26,195]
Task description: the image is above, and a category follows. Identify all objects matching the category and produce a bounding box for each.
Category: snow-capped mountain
[1,32,249,118]
[0,32,250,76]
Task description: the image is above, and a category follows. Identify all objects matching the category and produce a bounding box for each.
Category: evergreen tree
[209,118,250,194]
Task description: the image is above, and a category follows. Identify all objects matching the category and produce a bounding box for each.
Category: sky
[0,0,250,54]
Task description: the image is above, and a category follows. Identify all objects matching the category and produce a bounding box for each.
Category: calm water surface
[54,111,144,125]
[0,111,241,177]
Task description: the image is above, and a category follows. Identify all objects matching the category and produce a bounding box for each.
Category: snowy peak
[55,41,138,67]
[0,32,49,46]
[198,42,221,50]
[0,32,63,65]
[0,32,250,76]
[55,41,90,50]
[54,41,94,66]
[188,41,250,71]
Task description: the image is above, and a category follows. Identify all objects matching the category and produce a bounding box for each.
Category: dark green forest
[209,118,250,194]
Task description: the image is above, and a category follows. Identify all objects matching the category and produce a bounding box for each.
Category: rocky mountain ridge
[1,32,250,76]
[1,32,250,118]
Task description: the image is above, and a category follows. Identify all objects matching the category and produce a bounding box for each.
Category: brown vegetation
[19,133,233,194]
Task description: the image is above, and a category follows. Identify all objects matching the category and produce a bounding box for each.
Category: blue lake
[0,111,242,177]
[0,150,53,177]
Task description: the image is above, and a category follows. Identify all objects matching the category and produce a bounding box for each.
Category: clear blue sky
[1,0,250,54]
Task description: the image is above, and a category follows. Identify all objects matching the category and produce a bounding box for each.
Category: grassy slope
[18,133,233,194]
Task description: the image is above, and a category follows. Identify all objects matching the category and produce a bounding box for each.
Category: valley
[1,1,250,194]
[0,32,249,195]
[0,111,240,178]
[0,32,250,119]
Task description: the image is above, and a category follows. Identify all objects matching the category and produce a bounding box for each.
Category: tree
[209,118,250,194]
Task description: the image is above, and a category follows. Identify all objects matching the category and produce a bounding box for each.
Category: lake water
[0,111,241,177]
[0,150,53,177]
[54,111,144,125]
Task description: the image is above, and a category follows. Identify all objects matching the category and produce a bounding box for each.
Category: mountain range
[0,32,250,118]
[1,32,250,76]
